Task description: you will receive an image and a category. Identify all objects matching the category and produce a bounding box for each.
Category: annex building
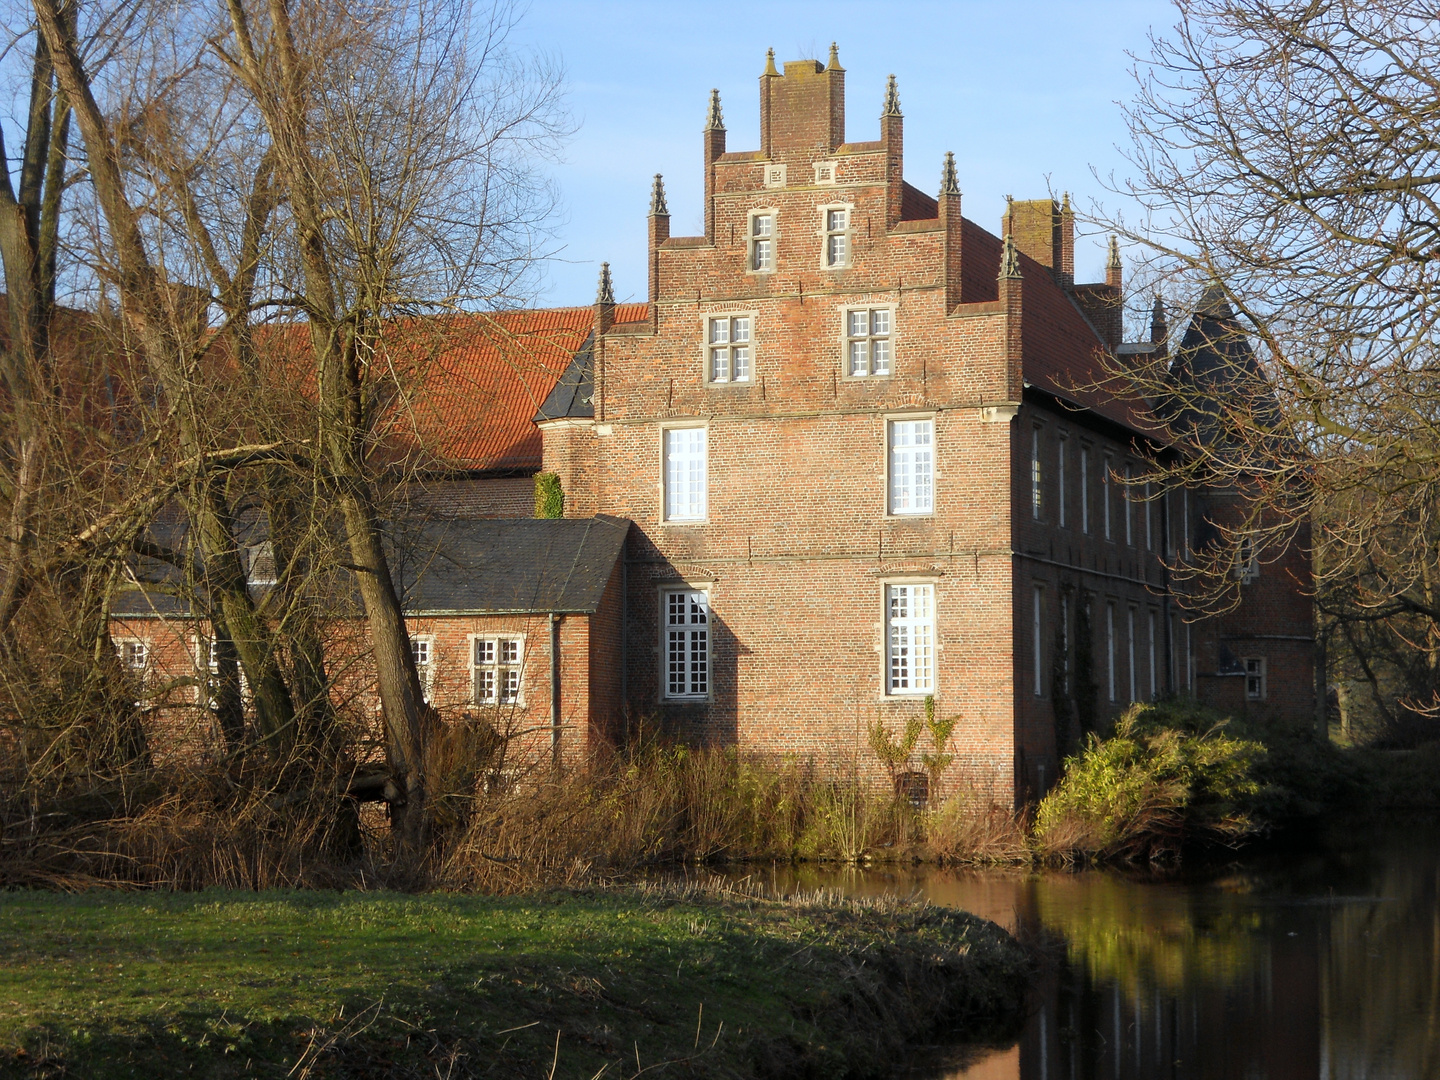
[115,48,1316,805]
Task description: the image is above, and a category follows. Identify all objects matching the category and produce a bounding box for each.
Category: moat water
[722,822,1438,1079]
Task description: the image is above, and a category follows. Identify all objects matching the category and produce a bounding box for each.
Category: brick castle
[114,48,1316,806]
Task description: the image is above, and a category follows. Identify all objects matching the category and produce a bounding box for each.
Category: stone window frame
[884,411,936,519]
[763,162,787,189]
[840,303,896,381]
[1243,656,1268,701]
[881,578,938,698]
[701,310,758,388]
[470,632,526,707]
[660,584,711,703]
[746,208,778,275]
[818,201,854,270]
[813,160,838,185]
[659,420,709,525]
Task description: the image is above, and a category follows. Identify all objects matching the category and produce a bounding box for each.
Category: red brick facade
[537,50,1316,804]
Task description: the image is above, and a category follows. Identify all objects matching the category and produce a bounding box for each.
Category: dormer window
[707,315,751,383]
[824,207,849,268]
[749,213,774,272]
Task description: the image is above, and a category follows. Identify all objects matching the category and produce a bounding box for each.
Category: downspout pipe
[550,612,562,767]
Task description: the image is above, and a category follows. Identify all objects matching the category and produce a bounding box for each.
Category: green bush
[1033,701,1267,863]
[533,471,563,518]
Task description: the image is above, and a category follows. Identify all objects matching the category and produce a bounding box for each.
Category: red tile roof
[401,304,647,471]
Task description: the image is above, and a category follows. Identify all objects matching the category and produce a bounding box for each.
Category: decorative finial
[763,48,779,76]
[939,151,959,197]
[649,174,669,217]
[1106,235,1122,270]
[882,74,902,117]
[1000,234,1023,280]
[706,88,724,130]
[596,262,614,305]
[1150,294,1168,344]
[827,42,843,71]
[1061,191,1072,215]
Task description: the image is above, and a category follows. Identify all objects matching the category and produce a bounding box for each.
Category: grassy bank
[0,883,1028,1080]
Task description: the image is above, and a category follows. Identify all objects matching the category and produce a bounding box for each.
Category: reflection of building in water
[779,831,1438,1080]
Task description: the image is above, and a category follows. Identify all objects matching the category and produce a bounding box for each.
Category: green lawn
[0,884,1027,1079]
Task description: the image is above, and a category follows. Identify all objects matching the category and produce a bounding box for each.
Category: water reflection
[723,824,1439,1079]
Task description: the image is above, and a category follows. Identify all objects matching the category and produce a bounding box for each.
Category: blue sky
[517,0,1178,308]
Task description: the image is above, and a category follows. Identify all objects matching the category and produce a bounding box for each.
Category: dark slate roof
[388,514,629,614]
[1163,284,1282,442]
[533,331,594,422]
[113,514,631,618]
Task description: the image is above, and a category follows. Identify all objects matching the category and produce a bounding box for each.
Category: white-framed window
[1181,489,1191,559]
[1127,606,1137,702]
[1081,446,1091,534]
[887,417,934,516]
[1124,462,1134,545]
[749,211,775,273]
[1103,455,1114,540]
[1144,482,1154,550]
[1058,436,1068,527]
[846,308,892,377]
[1033,585,1044,697]
[886,583,935,695]
[411,635,435,701]
[247,541,277,586]
[663,588,709,700]
[1244,657,1267,701]
[706,315,751,384]
[1236,533,1260,583]
[1148,610,1158,699]
[1106,601,1116,702]
[473,636,523,705]
[663,425,707,521]
[1060,593,1070,693]
[115,638,149,673]
[1169,612,1178,688]
[823,206,850,268]
[1031,426,1043,520]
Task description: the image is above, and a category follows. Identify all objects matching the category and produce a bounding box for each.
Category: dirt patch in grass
[0,880,1028,1079]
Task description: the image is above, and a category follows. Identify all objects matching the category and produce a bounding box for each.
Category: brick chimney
[1059,193,1074,288]
[1006,198,1067,282]
[593,262,614,419]
[760,44,845,159]
[703,89,725,242]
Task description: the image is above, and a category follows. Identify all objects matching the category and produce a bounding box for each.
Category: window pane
[870,309,890,335]
[828,209,846,231]
[474,639,493,664]
[709,318,728,344]
[412,640,429,665]
[752,239,771,271]
[665,591,709,698]
[502,669,520,703]
[753,213,772,237]
[848,310,868,337]
[828,233,846,265]
[889,420,933,514]
[500,639,519,663]
[887,584,935,694]
[871,338,891,375]
[477,669,495,703]
[731,317,750,342]
[710,347,729,382]
[849,339,868,376]
[732,346,750,380]
[665,428,707,520]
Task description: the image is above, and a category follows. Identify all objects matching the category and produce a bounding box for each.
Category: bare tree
[1098,0,1440,732]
